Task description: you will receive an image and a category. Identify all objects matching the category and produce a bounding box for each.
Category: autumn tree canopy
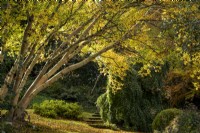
[0,0,199,121]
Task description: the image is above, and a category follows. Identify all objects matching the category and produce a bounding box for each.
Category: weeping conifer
[97,65,168,132]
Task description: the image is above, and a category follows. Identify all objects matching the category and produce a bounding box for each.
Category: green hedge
[33,100,83,119]
[152,108,182,132]
[164,110,200,133]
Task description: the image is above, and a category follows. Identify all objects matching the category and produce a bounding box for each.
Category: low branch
[17,7,144,110]
[18,42,117,109]
[32,42,116,95]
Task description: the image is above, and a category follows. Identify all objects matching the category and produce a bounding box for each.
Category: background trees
[97,1,200,132]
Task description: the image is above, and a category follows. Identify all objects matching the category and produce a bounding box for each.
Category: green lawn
[1,110,133,133]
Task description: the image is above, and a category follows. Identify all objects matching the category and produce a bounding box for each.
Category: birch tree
[0,0,149,121]
[2,0,198,122]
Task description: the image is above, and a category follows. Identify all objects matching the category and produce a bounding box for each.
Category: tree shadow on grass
[13,123,67,133]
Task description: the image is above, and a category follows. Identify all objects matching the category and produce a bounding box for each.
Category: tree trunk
[2,4,140,120]
[8,107,26,122]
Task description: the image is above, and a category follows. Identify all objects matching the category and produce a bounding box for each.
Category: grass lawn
[1,110,133,133]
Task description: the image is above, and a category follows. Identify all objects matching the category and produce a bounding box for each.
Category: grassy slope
[10,110,132,133]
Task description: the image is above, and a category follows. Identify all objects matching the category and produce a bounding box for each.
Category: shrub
[152,108,182,132]
[33,100,83,119]
[62,103,83,119]
[164,110,200,133]
[97,66,168,132]
[0,122,15,133]
[96,93,109,122]
[29,95,53,108]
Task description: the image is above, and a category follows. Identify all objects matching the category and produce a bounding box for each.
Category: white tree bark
[0,1,146,121]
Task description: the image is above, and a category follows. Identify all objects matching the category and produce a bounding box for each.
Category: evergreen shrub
[164,109,200,133]
[33,100,83,119]
[152,108,182,132]
[97,66,167,132]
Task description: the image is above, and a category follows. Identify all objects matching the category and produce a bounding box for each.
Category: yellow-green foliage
[1,1,200,128]
[33,100,83,119]
[161,2,200,92]
[152,108,183,132]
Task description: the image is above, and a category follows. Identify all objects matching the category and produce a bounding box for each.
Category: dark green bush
[0,122,15,133]
[97,66,168,132]
[42,81,64,99]
[164,110,200,133]
[33,100,83,119]
[152,108,182,132]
